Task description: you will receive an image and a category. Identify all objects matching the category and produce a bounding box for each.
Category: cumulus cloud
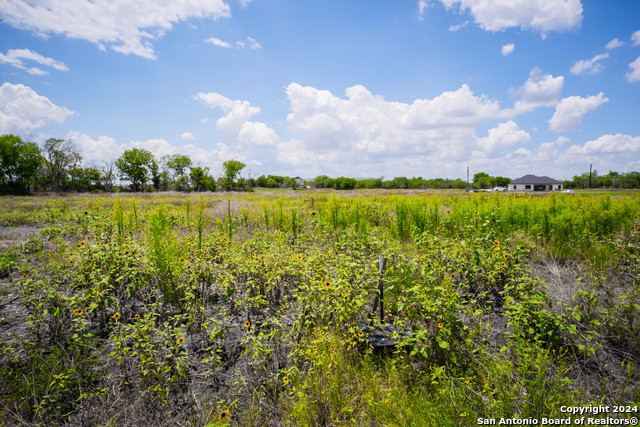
[279,82,505,175]
[565,134,640,155]
[238,122,280,147]
[570,53,609,75]
[0,48,69,75]
[436,0,583,34]
[193,92,260,135]
[67,130,258,171]
[477,121,531,153]
[0,83,74,134]
[0,0,231,59]
[509,67,564,114]
[548,93,608,132]
[605,38,624,49]
[469,131,639,180]
[627,56,640,83]
[66,131,122,163]
[501,43,514,56]
[181,132,197,140]
[633,29,640,46]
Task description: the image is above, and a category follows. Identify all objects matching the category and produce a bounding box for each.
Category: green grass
[0,190,639,426]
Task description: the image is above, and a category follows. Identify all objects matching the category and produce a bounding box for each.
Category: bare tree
[101,159,116,192]
[41,138,82,193]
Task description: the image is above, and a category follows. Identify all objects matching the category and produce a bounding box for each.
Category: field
[1,189,639,426]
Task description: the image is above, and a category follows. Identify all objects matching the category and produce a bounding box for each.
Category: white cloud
[565,134,640,155]
[477,121,531,153]
[238,0,253,6]
[66,131,122,163]
[570,52,609,75]
[0,0,231,59]
[605,38,624,49]
[193,92,260,136]
[0,48,69,75]
[449,21,470,31]
[418,0,431,20]
[279,82,505,176]
[509,67,564,114]
[632,29,640,46]
[205,36,261,49]
[238,121,280,147]
[206,37,233,49]
[204,37,232,48]
[181,132,197,140]
[470,132,640,179]
[247,37,262,49]
[513,148,532,157]
[0,83,74,134]
[437,0,583,34]
[67,130,259,171]
[548,92,608,132]
[501,43,514,56]
[25,67,48,75]
[626,56,640,83]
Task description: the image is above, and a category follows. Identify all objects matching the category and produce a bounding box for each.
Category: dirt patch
[0,225,43,251]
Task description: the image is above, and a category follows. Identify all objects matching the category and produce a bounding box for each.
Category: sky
[1,0,640,181]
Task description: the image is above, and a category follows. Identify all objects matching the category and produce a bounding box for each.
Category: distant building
[509,174,563,192]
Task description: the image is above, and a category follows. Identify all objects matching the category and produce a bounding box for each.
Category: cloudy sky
[1,0,639,180]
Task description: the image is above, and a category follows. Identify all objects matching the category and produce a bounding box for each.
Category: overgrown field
[1,190,639,426]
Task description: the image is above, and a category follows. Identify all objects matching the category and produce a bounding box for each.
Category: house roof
[510,174,561,185]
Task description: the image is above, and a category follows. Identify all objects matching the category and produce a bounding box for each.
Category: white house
[509,175,563,192]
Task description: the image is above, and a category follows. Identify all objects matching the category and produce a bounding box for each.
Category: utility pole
[466,166,469,191]
[589,163,592,189]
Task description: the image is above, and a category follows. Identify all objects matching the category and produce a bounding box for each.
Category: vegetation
[0,134,43,194]
[4,134,640,194]
[0,190,639,425]
[41,138,82,193]
[221,160,246,191]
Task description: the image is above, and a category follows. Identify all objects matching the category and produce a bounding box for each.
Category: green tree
[0,134,43,194]
[313,175,335,188]
[167,154,193,191]
[334,176,357,190]
[473,172,491,184]
[190,166,216,192]
[115,148,156,192]
[221,159,246,191]
[69,166,102,192]
[494,176,511,187]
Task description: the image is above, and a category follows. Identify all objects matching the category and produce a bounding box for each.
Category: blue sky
[1,0,639,180]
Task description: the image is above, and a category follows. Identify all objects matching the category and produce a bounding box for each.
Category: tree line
[0,134,247,195]
[3,134,640,194]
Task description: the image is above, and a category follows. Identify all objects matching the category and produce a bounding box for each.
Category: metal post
[378,256,387,322]
[467,166,469,191]
[370,256,388,326]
